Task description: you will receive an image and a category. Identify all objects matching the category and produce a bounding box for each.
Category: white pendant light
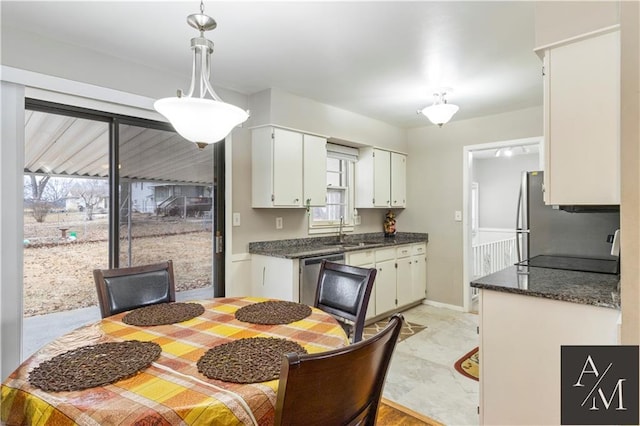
[418,92,459,127]
[154,1,249,149]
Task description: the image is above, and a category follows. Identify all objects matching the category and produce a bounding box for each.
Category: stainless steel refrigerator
[515,171,620,274]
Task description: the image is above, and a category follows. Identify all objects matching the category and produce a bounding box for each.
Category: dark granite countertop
[248,232,428,259]
[471,265,620,309]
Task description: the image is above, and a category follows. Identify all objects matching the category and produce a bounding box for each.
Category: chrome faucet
[338,216,345,244]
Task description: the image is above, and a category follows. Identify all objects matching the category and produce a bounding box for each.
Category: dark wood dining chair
[274,313,403,426]
[93,260,176,318]
[314,260,377,343]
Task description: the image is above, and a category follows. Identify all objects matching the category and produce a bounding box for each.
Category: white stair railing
[471,236,518,298]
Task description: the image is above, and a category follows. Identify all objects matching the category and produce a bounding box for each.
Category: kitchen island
[471,266,620,425]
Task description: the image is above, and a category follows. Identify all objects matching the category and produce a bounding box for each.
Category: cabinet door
[251,255,298,301]
[375,259,396,314]
[273,128,303,206]
[544,30,620,205]
[373,149,391,207]
[390,152,406,208]
[346,251,376,319]
[361,262,377,320]
[303,134,327,207]
[411,255,427,302]
[396,256,412,307]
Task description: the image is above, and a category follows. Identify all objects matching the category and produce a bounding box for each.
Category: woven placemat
[123,302,205,326]
[235,300,312,325]
[197,337,307,383]
[29,341,161,392]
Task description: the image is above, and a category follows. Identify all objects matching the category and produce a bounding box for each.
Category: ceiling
[2,1,543,129]
[25,109,215,183]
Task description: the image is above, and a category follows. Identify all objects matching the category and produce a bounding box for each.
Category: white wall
[403,106,543,307]
[474,153,539,229]
[0,82,26,380]
[620,0,640,346]
[534,1,619,49]
[249,88,408,152]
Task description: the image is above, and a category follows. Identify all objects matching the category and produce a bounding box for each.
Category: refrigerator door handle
[515,171,529,263]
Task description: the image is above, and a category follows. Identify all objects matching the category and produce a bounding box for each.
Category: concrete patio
[22,286,214,361]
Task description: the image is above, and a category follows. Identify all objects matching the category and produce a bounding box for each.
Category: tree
[71,179,109,221]
[24,175,72,223]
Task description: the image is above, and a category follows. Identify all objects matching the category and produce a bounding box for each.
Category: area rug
[363,317,426,342]
[454,347,479,381]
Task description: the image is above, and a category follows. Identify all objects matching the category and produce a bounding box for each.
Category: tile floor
[23,293,479,425]
[383,304,480,426]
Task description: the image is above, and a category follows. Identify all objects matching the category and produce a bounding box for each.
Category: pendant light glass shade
[155,97,249,148]
[154,2,249,149]
[418,92,459,127]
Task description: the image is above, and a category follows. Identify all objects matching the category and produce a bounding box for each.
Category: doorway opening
[462,137,542,312]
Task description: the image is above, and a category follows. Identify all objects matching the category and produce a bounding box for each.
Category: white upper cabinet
[356,148,406,208]
[252,127,327,208]
[541,29,620,205]
[390,152,406,208]
[302,134,327,207]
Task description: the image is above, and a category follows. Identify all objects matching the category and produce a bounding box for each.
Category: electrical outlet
[232,212,241,227]
[276,217,283,229]
[354,215,361,225]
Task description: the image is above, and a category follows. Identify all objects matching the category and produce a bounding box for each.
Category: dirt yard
[23,212,213,317]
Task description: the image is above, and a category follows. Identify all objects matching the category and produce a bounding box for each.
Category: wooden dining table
[1,297,349,425]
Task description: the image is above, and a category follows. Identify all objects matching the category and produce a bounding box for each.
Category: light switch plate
[276,217,283,229]
[454,210,462,222]
[232,212,241,227]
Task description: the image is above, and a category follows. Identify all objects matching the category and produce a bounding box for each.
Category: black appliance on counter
[515,171,620,275]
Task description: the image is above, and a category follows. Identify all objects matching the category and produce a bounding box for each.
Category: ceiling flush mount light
[154,1,249,149]
[495,147,513,157]
[418,92,459,127]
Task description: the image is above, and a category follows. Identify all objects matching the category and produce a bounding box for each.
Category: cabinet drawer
[412,243,426,256]
[396,245,412,259]
[348,250,375,266]
[375,247,396,262]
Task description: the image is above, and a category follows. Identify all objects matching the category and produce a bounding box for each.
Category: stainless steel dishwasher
[299,253,345,305]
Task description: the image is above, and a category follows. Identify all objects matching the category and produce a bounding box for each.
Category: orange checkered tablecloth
[1,297,348,425]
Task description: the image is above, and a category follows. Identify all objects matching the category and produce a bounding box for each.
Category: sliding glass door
[22,100,223,359]
[117,123,215,297]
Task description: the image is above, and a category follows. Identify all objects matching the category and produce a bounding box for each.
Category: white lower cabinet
[479,289,620,425]
[411,243,427,301]
[346,250,376,320]
[396,253,413,307]
[250,243,427,319]
[347,243,427,320]
[374,248,397,315]
[250,255,299,302]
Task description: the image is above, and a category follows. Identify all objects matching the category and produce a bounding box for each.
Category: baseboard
[422,299,465,312]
